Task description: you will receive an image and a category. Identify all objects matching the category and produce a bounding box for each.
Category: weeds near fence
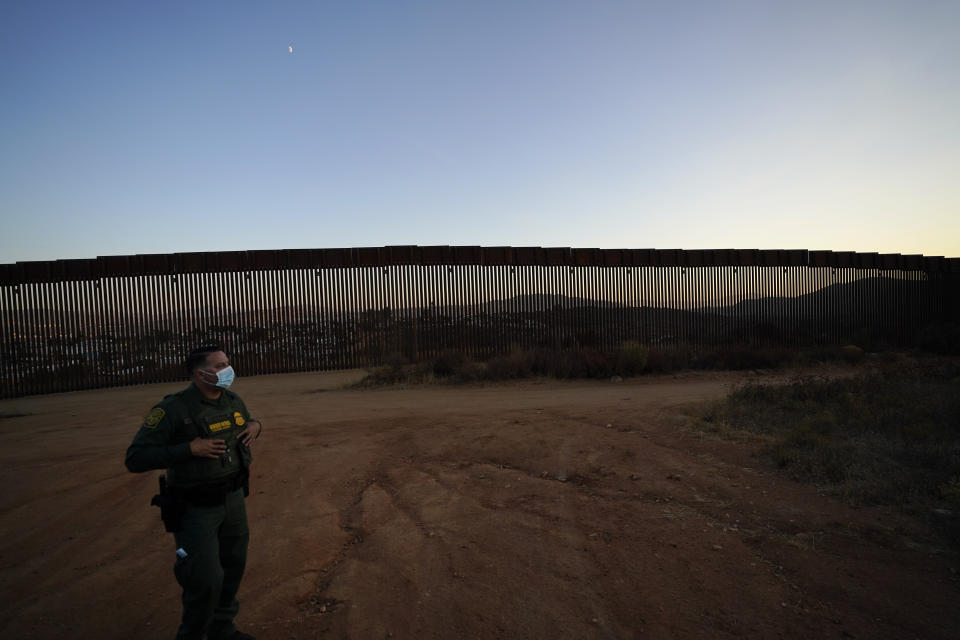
[916,321,960,355]
[702,360,960,543]
[355,342,870,387]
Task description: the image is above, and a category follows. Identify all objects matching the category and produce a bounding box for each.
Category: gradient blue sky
[2,0,958,263]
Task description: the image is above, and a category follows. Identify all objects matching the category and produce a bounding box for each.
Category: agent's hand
[238,420,262,447]
[190,437,227,459]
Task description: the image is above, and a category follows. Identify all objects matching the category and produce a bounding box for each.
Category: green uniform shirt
[125,384,253,488]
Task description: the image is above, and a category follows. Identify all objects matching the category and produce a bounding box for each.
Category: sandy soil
[0,368,957,639]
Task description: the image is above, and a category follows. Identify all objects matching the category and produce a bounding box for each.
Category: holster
[151,474,186,533]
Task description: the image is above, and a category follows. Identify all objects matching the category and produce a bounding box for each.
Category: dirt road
[1,369,956,639]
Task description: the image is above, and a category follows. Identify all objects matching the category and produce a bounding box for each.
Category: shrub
[645,347,691,373]
[366,365,403,385]
[705,345,797,370]
[384,351,409,368]
[707,362,960,514]
[483,350,534,379]
[615,341,648,376]
[433,350,465,378]
[457,360,487,381]
[839,345,864,364]
[916,322,960,355]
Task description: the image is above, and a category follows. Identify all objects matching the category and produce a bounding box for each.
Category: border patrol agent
[126,345,262,640]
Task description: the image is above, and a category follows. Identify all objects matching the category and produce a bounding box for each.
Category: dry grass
[703,358,960,544]
[356,342,876,387]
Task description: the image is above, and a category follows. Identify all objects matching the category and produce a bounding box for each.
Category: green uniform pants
[173,488,249,640]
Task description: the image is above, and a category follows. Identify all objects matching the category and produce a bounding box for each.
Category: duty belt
[171,472,248,507]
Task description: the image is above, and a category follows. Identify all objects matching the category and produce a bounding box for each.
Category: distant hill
[715,276,931,318]
[4,276,936,330]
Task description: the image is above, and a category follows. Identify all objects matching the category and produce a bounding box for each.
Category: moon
[288,45,293,53]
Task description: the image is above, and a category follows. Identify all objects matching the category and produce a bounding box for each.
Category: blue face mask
[204,365,235,389]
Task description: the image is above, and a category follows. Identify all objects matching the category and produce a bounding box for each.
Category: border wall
[2,246,959,397]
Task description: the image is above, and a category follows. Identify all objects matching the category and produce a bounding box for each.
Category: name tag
[209,420,232,433]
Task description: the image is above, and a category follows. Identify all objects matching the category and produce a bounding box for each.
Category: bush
[384,351,409,368]
[484,350,534,379]
[358,344,652,385]
[457,360,487,381]
[916,322,960,355]
[615,341,648,376]
[645,347,692,373]
[366,365,404,385]
[707,362,960,512]
[358,342,906,389]
[433,350,465,378]
[839,345,865,364]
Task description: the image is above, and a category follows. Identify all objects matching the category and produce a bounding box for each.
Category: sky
[1,0,958,263]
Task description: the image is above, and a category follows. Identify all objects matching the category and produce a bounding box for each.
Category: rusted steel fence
[2,246,958,397]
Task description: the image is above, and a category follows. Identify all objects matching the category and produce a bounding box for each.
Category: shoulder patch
[143,407,166,429]
[234,411,245,427]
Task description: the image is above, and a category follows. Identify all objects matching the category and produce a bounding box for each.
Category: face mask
[204,365,235,389]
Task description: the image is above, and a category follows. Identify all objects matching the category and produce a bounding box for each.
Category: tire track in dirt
[2,368,957,639]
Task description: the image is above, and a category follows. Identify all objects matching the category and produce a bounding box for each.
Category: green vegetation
[703,361,960,542]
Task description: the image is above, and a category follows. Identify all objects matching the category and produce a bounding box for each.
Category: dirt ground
[0,368,957,640]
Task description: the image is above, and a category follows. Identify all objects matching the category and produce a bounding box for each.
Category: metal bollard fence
[2,246,958,397]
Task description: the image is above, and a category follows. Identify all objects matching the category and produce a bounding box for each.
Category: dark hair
[185,345,224,374]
